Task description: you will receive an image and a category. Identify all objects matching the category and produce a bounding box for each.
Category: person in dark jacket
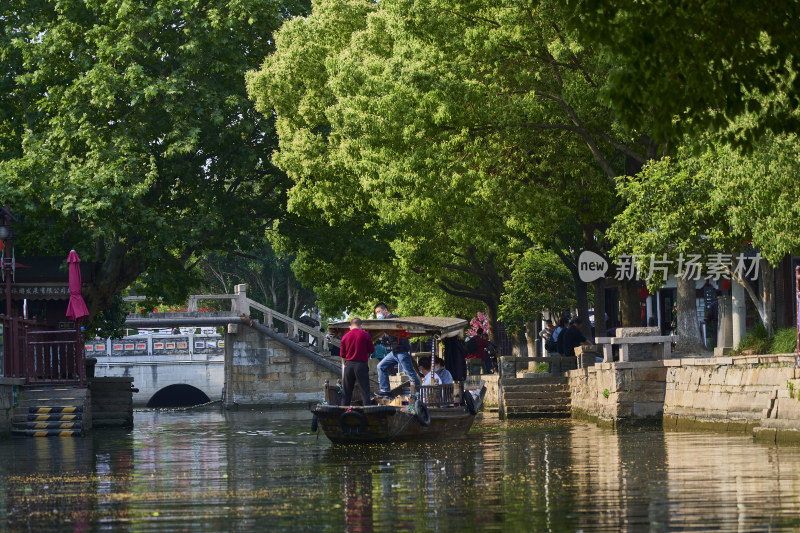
[553,316,568,355]
[374,303,420,396]
[562,317,591,357]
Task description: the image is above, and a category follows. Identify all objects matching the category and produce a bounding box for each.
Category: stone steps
[13,412,83,423]
[502,377,569,386]
[504,398,570,407]
[12,429,81,437]
[504,408,572,419]
[12,386,88,437]
[15,420,81,430]
[503,384,569,394]
[500,376,571,420]
[22,387,88,400]
[503,390,571,401]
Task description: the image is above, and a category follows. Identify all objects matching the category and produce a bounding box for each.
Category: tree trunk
[434,246,505,345]
[618,279,642,327]
[485,299,499,345]
[593,278,607,336]
[269,275,277,308]
[731,260,770,336]
[84,240,145,321]
[525,321,538,358]
[285,278,293,317]
[511,329,527,356]
[572,276,592,339]
[675,276,708,354]
[761,259,774,336]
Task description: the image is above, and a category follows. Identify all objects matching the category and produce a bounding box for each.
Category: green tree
[568,0,800,146]
[609,130,800,340]
[196,245,317,320]
[249,0,652,338]
[0,0,309,318]
[499,249,575,329]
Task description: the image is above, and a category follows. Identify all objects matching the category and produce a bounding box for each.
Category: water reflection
[0,411,800,530]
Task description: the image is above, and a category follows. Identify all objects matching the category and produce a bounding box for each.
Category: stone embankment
[569,354,800,442]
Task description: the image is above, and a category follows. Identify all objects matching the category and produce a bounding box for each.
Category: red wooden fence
[1,316,84,386]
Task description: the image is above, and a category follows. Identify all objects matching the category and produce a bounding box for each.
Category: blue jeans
[377,351,420,392]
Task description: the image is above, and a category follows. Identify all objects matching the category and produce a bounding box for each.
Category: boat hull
[311,385,485,444]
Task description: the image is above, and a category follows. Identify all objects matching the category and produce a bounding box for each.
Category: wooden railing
[25,329,85,385]
[419,383,455,406]
[1,316,84,386]
[1,316,28,379]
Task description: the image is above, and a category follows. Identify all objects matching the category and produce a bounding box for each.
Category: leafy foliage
[499,250,575,328]
[568,0,800,147]
[248,0,638,334]
[85,293,131,339]
[610,130,800,268]
[196,245,317,319]
[0,0,309,317]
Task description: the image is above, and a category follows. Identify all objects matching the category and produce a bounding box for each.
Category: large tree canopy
[568,0,800,146]
[0,0,309,317]
[249,0,649,337]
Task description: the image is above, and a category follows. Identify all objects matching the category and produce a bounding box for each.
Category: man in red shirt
[339,317,375,405]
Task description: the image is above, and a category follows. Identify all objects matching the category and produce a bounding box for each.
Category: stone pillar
[233,284,248,315]
[223,324,237,409]
[525,321,538,370]
[716,295,733,355]
[732,279,747,349]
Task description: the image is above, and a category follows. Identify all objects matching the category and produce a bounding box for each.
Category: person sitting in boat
[419,356,454,386]
[374,302,421,396]
[339,317,375,406]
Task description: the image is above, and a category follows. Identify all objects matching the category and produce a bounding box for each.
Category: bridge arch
[146,384,211,408]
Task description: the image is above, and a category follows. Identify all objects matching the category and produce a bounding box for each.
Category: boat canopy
[327,316,468,339]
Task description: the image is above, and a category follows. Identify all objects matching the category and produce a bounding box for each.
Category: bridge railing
[87,333,224,359]
[125,285,331,355]
[246,299,328,354]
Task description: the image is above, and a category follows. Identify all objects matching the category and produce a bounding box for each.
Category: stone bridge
[93,285,342,407]
[90,331,225,407]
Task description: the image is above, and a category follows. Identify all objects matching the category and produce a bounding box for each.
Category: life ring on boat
[414,399,430,427]
[311,414,319,433]
[463,390,478,415]
[339,410,368,435]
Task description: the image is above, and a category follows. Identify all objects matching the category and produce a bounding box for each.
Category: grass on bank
[732,324,798,355]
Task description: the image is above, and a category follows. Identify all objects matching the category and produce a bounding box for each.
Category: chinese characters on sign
[613,253,761,281]
[11,285,70,298]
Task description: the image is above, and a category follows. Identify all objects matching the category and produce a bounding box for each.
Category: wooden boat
[311,317,486,444]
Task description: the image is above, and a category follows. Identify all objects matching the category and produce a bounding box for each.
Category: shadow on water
[1,410,800,530]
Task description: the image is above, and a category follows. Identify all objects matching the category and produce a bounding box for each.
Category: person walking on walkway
[374,302,421,396]
[339,317,374,406]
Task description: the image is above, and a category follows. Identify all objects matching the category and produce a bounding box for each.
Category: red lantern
[638,286,650,322]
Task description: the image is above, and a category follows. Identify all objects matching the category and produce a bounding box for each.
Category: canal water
[3,410,800,531]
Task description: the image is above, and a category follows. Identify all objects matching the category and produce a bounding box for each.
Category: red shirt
[339,328,375,363]
[467,336,489,361]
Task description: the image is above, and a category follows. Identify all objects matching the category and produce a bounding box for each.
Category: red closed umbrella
[66,250,89,322]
